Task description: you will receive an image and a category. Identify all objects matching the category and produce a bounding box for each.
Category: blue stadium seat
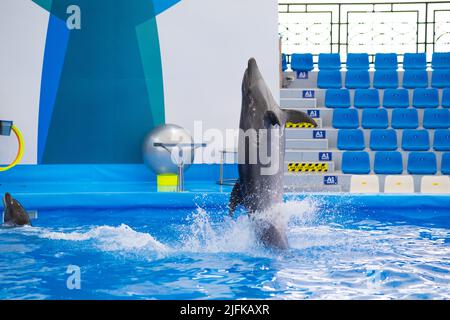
[325,89,351,108]
[402,70,428,89]
[434,130,450,151]
[332,109,359,129]
[337,129,365,150]
[318,53,341,70]
[281,54,288,72]
[442,153,450,174]
[342,151,371,174]
[432,52,450,69]
[412,88,439,108]
[362,109,388,129]
[403,53,427,70]
[383,89,410,108]
[407,152,437,175]
[318,70,342,88]
[391,109,419,129]
[432,70,450,88]
[291,53,314,72]
[402,130,430,151]
[423,109,450,129]
[374,151,404,174]
[443,89,450,108]
[374,70,399,89]
[345,70,370,89]
[370,129,398,151]
[375,53,398,70]
[346,53,369,70]
[354,89,380,108]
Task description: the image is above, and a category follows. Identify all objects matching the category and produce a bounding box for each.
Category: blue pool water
[1,197,449,300]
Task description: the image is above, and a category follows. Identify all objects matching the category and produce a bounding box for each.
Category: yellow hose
[0,125,24,172]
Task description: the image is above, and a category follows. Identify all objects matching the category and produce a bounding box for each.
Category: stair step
[285,139,329,149]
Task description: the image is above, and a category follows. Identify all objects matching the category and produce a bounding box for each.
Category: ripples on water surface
[0,198,449,299]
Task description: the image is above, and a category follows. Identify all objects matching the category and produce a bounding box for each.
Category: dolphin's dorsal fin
[228,181,243,217]
[282,109,317,127]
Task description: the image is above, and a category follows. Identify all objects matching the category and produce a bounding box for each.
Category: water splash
[40,224,169,255]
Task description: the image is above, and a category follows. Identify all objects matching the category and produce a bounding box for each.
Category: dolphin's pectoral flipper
[264,110,282,127]
[229,181,243,217]
[282,109,318,127]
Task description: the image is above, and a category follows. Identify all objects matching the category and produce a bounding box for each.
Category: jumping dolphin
[228,58,317,250]
[2,193,31,227]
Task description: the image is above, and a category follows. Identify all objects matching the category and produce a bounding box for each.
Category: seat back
[291,53,314,72]
[375,53,398,70]
[318,70,343,89]
[402,130,430,151]
[370,129,398,151]
[325,89,351,108]
[407,152,437,175]
[337,129,366,150]
[342,151,371,174]
[332,109,359,129]
[384,175,415,193]
[391,109,419,129]
[383,89,410,108]
[350,175,380,193]
[434,130,450,151]
[318,53,341,70]
[420,176,450,194]
[374,70,399,89]
[403,53,427,70]
[412,88,439,108]
[374,151,404,174]
[432,52,450,69]
[354,89,380,108]
[402,70,428,89]
[346,53,369,70]
[362,109,389,129]
[423,109,450,129]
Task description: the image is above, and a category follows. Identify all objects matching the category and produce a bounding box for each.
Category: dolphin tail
[228,181,243,217]
[282,109,318,127]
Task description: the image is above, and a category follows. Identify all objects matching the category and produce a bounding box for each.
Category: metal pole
[177,147,184,192]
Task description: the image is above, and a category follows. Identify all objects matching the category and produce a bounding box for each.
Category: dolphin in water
[229,58,317,250]
[2,193,31,227]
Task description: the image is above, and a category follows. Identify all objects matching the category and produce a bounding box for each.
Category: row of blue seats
[333,108,450,129]
[337,129,450,151]
[283,52,450,71]
[325,88,450,108]
[342,151,450,175]
[316,69,450,89]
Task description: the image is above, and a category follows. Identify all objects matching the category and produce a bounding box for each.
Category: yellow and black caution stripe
[287,162,329,173]
[285,122,316,129]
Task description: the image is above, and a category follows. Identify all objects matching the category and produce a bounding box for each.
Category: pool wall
[0,165,449,220]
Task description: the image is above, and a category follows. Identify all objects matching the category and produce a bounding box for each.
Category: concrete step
[284,172,442,193]
[280,98,317,108]
[285,138,329,149]
[286,129,337,146]
[286,128,443,149]
[281,86,446,109]
[285,149,445,172]
[283,70,435,90]
[292,107,433,129]
[284,173,350,192]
